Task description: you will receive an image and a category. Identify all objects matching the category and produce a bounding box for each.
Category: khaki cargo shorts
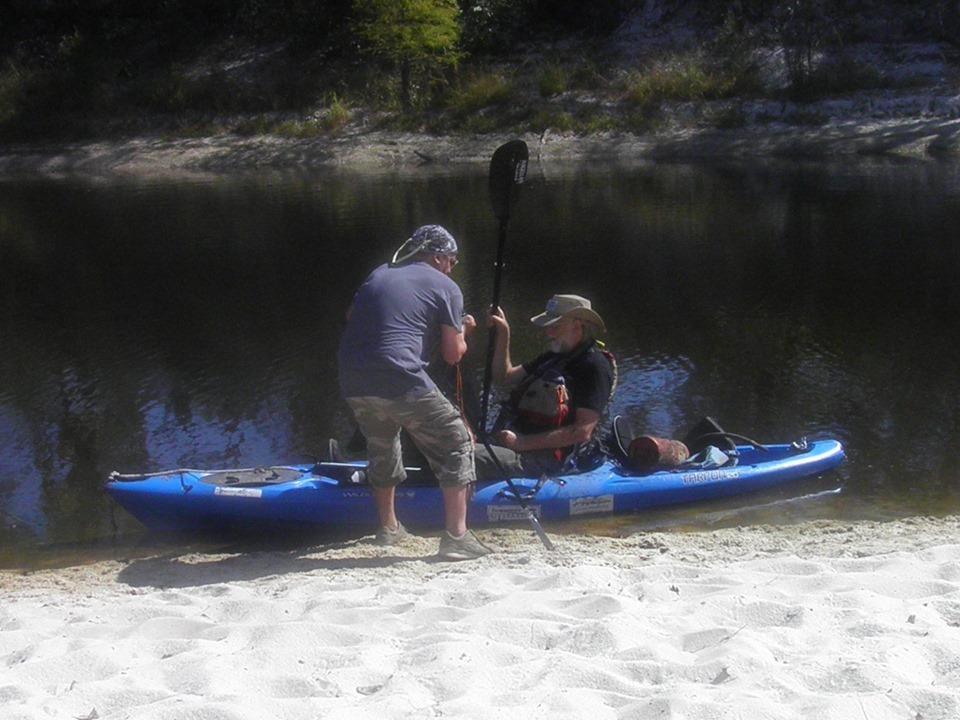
[346,388,475,489]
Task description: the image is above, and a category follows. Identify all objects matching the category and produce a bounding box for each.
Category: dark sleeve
[569,350,614,414]
[439,281,464,330]
[521,352,551,376]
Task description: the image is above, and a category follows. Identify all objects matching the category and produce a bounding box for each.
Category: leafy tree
[532,0,630,35]
[236,0,354,53]
[458,0,535,53]
[354,0,462,112]
[773,0,836,96]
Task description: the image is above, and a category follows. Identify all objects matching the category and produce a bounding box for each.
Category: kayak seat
[682,416,768,455]
[682,416,738,455]
[313,462,368,484]
[321,438,348,462]
[607,415,633,465]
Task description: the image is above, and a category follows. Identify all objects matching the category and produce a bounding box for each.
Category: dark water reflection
[3,158,960,566]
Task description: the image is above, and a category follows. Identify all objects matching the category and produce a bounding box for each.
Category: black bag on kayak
[682,416,738,455]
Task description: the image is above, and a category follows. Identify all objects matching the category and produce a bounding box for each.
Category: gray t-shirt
[337,261,464,399]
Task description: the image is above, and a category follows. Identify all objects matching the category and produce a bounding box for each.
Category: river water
[2,157,960,567]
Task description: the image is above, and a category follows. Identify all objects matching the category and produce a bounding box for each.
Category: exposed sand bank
[2,117,960,182]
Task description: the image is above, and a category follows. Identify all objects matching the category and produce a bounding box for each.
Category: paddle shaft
[479,218,553,548]
[478,215,508,436]
[479,437,554,550]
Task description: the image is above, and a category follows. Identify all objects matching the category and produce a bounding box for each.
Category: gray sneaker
[375,522,409,546]
[437,530,493,561]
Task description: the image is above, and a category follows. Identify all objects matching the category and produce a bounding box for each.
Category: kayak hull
[105,439,845,533]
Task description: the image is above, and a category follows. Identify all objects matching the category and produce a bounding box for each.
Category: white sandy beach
[3,122,960,716]
[2,516,959,719]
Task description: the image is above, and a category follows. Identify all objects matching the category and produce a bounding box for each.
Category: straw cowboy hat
[530,294,606,333]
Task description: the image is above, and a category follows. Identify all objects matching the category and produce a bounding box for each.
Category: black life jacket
[508,340,617,434]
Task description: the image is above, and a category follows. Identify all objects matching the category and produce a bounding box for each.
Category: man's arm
[488,307,527,386]
[494,408,601,452]
[439,314,476,365]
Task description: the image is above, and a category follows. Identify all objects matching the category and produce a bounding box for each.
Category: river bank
[2,115,960,181]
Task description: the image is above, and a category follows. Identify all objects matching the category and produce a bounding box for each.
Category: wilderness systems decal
[570,495,615,516]
[487,505,543,522]
[214,487,263,498]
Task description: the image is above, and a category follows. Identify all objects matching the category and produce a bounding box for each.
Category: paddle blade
[489,140,528,220]
[527,511,555,550]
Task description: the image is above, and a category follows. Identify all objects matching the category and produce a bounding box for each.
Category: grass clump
[234,95,353,138]
[0,61,26,126]
[538,62,568,97]
[233,115,277,136]
[530,107,576,132]
[449,71,516,115]
[324,95,352,130]
[621,53,741,108]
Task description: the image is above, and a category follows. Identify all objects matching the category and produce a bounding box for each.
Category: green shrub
[713,105,747,129]
[0,61,25,125]
[530,107,576,132]
[324,95,352,131]
[459,0,536,53]
[573,106,617,132]
[234,103,352,138]
[275,119,323,137]
[622,54,738,107]
[808,55,888,95]
[457,112,503,133]
[538,62,567,97]
[450,72,516,115]
[234,116,278,136]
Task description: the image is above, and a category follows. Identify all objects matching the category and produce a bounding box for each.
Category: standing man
[476,294,617,480]
[337,225,492,561]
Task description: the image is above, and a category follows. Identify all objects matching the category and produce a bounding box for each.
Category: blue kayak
[104,438,845,533]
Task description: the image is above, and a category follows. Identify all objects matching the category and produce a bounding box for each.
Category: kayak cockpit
[197,466,305,487]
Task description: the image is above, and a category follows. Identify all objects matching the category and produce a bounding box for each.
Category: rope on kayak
[454,362,477,444]
[107,465,306,481]
[109,468,204,480]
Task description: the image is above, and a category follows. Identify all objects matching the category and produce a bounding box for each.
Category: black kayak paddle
[478,140,554,551]
[480,139,528,429]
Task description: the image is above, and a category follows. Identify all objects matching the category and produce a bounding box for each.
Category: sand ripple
[2,517,960,719]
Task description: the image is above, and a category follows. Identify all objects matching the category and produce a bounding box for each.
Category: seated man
[475,294,617,480]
